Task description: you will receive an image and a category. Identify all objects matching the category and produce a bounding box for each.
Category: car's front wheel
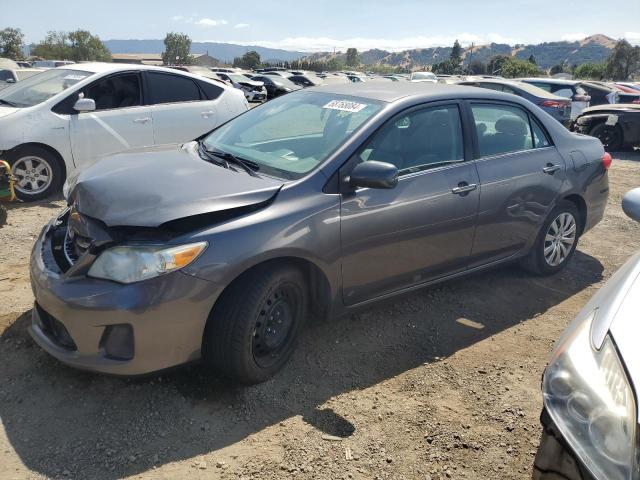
[7,146,64,201]
[203,263,308,384]
[521,201,581,276]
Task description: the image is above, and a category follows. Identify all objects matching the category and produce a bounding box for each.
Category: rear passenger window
[197,80,223,100]
[471,104,533,157]
[358,105,464,174]
[531,118,551,148]
[146,72,201,104]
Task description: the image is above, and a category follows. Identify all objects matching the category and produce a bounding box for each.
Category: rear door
[467,101,566,267]
[69,71,155,169]
[340,103,480,305]
[144,71,223,144]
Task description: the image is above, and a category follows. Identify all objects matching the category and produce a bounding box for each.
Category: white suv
[0,63,248,200]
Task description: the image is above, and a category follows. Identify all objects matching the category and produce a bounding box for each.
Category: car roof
[62,62,198,75]
[308,82,517,103]
[520,77,577,85]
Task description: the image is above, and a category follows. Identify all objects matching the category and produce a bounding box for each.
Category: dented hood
[69,142,284,227]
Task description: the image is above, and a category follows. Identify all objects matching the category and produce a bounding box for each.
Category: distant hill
[304,34,617,70]
[102,39,306,63]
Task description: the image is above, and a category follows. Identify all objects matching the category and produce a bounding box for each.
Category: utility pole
[466,42,475,74]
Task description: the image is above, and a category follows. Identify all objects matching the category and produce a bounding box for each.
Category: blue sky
[2,0,639,51]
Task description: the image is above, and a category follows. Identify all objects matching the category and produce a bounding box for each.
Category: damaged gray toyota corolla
[30,83,610,383]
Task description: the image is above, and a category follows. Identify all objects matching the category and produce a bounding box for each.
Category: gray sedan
[30,83,610,383]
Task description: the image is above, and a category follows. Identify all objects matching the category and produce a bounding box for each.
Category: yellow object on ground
[0,159,16,202]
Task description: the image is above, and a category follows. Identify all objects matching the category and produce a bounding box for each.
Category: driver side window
[80,73,141,111]
[357,105,464,175]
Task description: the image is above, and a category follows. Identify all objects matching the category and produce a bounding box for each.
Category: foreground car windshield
[0,68,92,107]
[203,92,383,179]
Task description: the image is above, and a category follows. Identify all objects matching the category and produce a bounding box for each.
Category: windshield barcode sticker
[323,100,367,113]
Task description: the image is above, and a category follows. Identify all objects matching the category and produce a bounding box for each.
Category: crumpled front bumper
[533,409,596,480]
[28,218,221,375]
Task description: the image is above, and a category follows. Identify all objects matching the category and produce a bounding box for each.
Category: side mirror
[622,187,640,223]
[349,161,398,190]
[73,97,96,112]
[6,78,15,84]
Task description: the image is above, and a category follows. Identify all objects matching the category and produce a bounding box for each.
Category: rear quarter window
[197,80,223,100]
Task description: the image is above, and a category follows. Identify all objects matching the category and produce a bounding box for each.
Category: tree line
[0,27,111,62]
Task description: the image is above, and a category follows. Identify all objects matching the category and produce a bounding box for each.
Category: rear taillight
[602,152,612,170]
[540,100,570,109]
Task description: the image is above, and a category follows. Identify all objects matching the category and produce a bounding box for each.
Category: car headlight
[544,308,638,480]
[87,242,207,284]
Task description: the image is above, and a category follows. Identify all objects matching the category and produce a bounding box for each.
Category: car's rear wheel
[521,201,581,276]
[589,123,624,151]
[203,263,308,384]
[7,146,63,201]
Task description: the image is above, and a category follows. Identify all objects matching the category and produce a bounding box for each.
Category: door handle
[133,117,150,124]
[201,110,215,118]
[543,164,561,174]
[451,182,478,195]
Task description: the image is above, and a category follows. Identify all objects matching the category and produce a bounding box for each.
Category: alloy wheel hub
[544,212,577,267]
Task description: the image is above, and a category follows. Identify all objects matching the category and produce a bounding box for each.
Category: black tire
[203,263,308,384]
[6,146,64,202]
[521,200,582,276]
[589,123,624,151]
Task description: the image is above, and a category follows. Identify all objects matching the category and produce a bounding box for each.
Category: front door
[70,72,154,169]
[467,102,566,267]
[340,103,480,305]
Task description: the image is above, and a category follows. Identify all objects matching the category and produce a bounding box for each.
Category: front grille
[35,303,77,351]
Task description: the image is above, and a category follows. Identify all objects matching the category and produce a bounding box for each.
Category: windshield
[411,72,436,80]
[0,68,92,108]
[270,76,298,88]
[229,74,254,83]
[203,91,384,179]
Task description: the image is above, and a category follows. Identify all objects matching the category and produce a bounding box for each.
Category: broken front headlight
[87,242,207,284]
[544,309,638,480]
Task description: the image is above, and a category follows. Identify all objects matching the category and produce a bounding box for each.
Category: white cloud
[196,18,228,27]
[235,23,250,29]
[212,33,522,53]
[625,32,640,45]
[171,15,184,21]
[560,33,587,42]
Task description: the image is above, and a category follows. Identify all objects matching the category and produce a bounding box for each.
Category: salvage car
[30,83,610,383]
[459,79,572,125]
[0,63,247,201]
[249,74,302,99]
[215,72,267,102]
[572,104,640,150]
[519,78,591,120]
[533,187,640,480]
[578,81,640,106]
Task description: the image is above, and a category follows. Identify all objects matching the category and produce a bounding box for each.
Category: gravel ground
[0,152,639,480]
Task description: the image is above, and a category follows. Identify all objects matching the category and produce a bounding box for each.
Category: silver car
[29,83,610,383]
[534,188,640,480]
